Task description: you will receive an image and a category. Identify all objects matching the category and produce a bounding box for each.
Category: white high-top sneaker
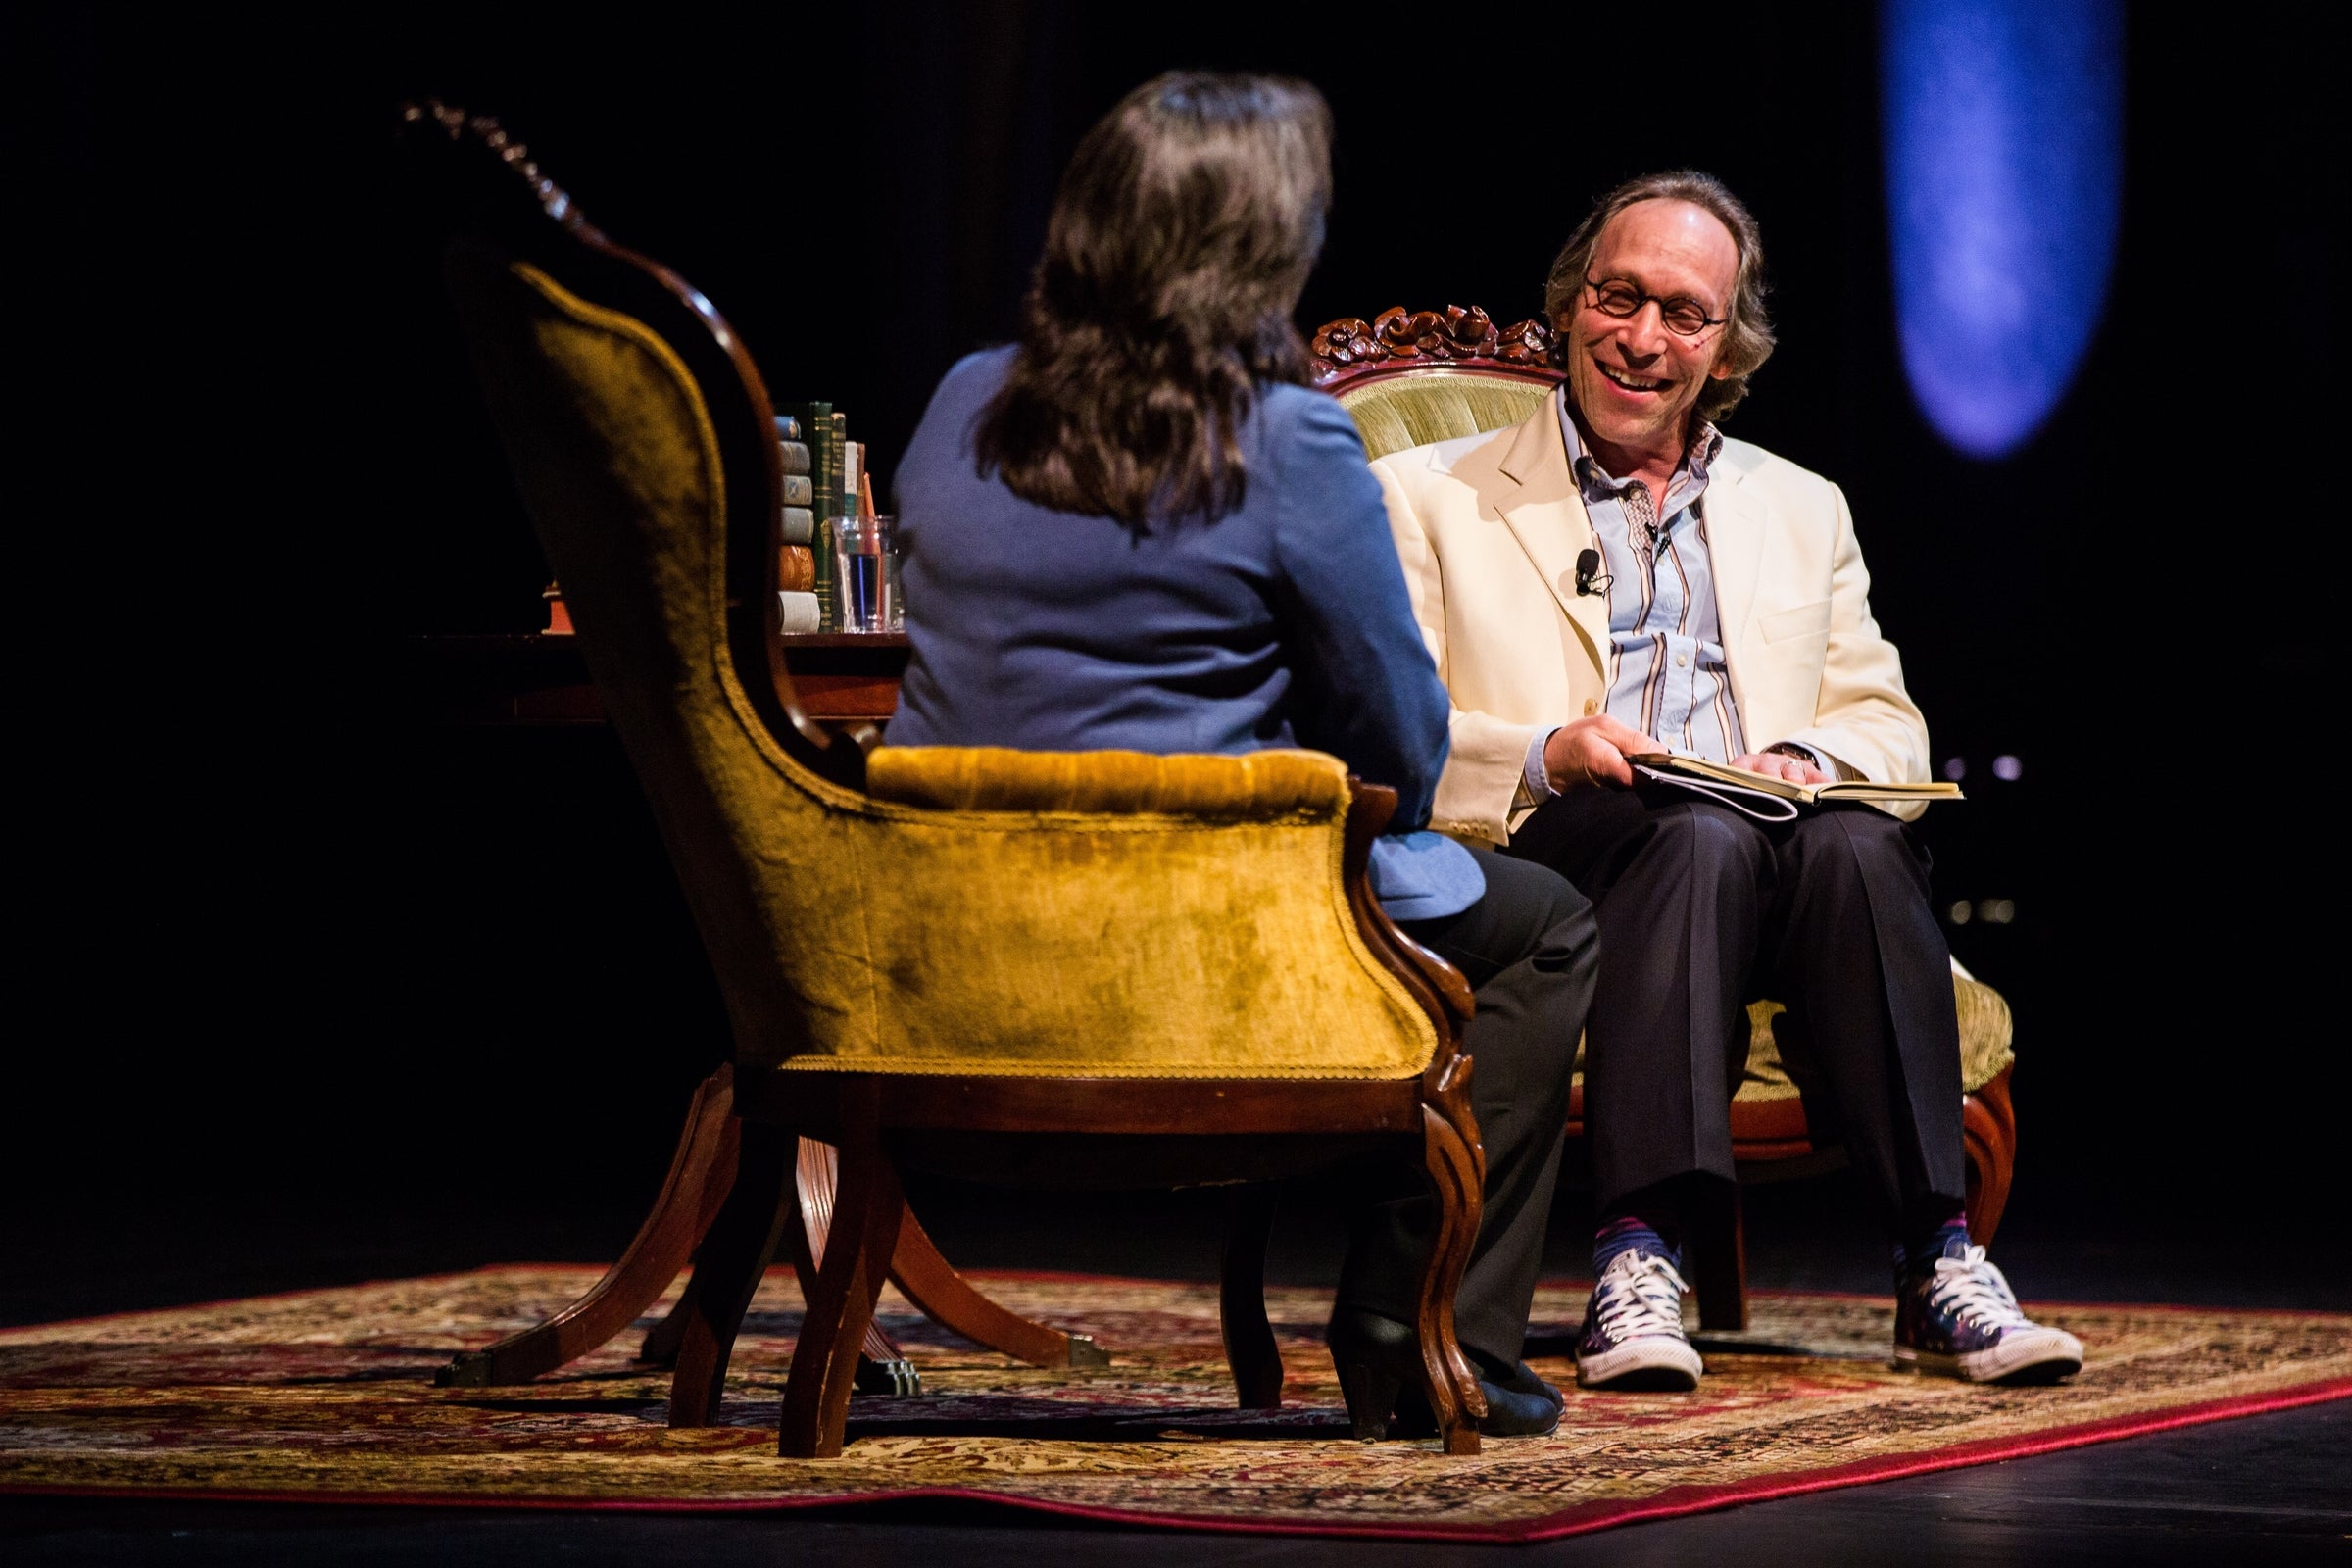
[1575,1250,1705,1392]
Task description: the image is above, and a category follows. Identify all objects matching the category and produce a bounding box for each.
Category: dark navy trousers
[1506,785,1967,1223]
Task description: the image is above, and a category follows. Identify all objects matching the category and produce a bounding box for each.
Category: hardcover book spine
[776,400,834,631]
[777,439,811,476]
[778,545,815,593]
[821,411,849,631]
[776,591,821,634]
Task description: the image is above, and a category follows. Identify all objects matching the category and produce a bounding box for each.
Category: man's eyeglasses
[1584,277,1727,339]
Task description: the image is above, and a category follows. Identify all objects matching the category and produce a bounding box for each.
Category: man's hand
[1545,714,1653,791]
[1731,749,1834,786]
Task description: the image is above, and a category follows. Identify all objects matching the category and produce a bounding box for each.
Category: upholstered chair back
[426,145,1433,1084]
[1338,371,1558,461]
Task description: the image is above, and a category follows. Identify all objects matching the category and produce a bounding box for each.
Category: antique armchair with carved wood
[1311,307,2021,1330]
[405,107,1494,1459]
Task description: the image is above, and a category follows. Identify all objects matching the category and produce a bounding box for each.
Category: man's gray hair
[1543,170,1777,424]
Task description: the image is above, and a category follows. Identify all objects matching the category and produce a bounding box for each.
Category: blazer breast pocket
[1759,598,1833,644]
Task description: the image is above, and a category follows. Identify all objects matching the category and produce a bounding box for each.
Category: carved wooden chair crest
[404,106,1496,1458]
[1308,305,2022,1329]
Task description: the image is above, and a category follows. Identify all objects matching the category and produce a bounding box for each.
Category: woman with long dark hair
[885,72,1595,1438]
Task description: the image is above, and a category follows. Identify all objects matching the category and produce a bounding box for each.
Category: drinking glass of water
[832,514,899,633]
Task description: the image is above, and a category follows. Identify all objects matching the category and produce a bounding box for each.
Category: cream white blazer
[1371,390,1932,845]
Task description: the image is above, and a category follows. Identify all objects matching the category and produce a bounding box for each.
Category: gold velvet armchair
[1309,307,2021,1330]
[406,107,1495,1458]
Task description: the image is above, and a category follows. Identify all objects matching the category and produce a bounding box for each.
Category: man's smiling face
[1557,198,1740,459]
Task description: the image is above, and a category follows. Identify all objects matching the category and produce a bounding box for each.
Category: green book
[824,410,850,631]
[773,400,834,630]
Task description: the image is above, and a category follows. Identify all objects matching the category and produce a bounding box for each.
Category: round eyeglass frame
[1583,276,1728,338]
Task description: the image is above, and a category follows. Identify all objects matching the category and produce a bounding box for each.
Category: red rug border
[4,1375,2344,1542]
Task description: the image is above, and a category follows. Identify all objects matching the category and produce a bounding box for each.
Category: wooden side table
[404,633,909,728]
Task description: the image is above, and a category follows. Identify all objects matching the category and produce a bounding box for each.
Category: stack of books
[774,401,856,632]
[542,406,860,640]
[774,412,821,633]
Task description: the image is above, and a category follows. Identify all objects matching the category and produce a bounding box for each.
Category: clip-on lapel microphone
[1574,549,1610,597]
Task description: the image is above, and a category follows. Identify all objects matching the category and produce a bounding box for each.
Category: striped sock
[1892,1209,1971,1275]
[1593,1212,1681,1276]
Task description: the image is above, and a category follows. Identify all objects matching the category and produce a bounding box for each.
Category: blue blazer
[884,346,1481,921]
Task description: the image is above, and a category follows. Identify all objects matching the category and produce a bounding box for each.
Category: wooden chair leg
[1218,1186,1283,1409]
[1690,1180,1750,1332]
[637,1273,697,1368]
[788,1138,918,1395]
[890,1204,1112,1369]
[791,1135,1109,1372]
[667,1121,794,1429]
[633,1113,743,1368]
[1962,1064,2018,1246]
[1415,1056,1486,1456]
[439,1065,737,1388]
[779,1087,906,1458]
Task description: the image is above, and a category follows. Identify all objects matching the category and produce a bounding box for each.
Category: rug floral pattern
[2,1268,2345,1540]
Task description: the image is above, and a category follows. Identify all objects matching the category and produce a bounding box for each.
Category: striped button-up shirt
[1523,410,1748,801]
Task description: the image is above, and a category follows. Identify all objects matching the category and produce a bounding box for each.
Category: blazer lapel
[1490,391,1607,679]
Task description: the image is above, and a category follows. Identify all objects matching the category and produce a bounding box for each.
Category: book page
[1628,754,1963,809]
[1630,764,1801,822]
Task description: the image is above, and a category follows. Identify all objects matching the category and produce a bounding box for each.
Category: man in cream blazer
[1372,172,2081,1394]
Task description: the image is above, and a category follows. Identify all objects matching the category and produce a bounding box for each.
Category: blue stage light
[1882,0,2123,460]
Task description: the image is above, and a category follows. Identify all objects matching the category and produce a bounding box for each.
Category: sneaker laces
[1926,1245,2031,1332]
[1592,1251,1689,1343]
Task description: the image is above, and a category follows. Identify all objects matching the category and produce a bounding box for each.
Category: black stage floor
[6,1175,2347,1565]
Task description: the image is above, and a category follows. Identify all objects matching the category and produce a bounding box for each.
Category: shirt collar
[1558,399,1722,504]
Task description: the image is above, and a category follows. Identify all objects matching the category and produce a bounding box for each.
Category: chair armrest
[871,746,1471,1023]
[753,745,1446,1080]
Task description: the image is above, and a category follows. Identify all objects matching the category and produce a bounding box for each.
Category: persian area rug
[2,1268,2345,1543]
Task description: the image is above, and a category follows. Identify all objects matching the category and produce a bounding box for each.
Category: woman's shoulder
[1252,379,1373,483]
[1257,377,1353,431]
[905,346,1019,474]
[929,344,1020,413]
[1257,379,1369,456]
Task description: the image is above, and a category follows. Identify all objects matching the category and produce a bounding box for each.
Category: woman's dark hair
[973,72,1332,525]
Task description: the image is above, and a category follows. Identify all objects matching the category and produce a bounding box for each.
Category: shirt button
[1675,654,1690,667]
[1583,700,1599,716]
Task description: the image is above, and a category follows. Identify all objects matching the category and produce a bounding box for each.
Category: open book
[1628,753,1962,823]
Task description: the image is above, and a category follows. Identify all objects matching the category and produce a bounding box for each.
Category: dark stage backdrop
[9,5,2339,1233]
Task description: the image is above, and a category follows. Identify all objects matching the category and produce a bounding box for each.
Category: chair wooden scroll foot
[1415,1050,1487,1455]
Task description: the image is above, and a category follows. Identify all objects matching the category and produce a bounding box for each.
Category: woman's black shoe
[1327,1307,1563,1440]
[1327,1306,1418,1441]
